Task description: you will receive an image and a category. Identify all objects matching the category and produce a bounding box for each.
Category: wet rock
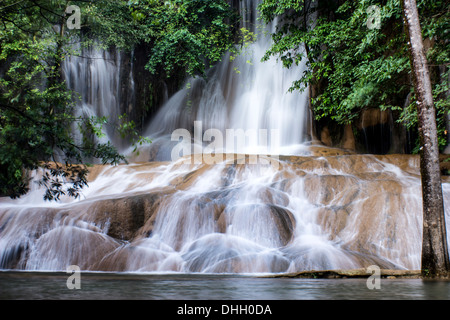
[303,174,361,207]
[320,126,332,147]
[0,207,69,269]
[182,233,291,273]
[360,108,390,129]
[255,186,290,207]
[86,189,174,241]
[342,124,356,151]
[298,145,355,157]
[93,239,182,272]
[0,151,432,273]
[217,203,296,247]
[0,243,29,269]
[269,269,421,279]
[316,207,349,240]
[26,225,120,271]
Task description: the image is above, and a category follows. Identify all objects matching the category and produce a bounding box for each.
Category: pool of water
[1,271,449,300]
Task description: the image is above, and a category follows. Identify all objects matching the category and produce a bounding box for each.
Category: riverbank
[265,269,422,279]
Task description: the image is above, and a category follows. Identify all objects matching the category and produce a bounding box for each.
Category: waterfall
[140,0,309,162]
[2,151,446,273]
[62,44,135,151]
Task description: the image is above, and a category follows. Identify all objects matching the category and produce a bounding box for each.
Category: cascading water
[141,0,309,161]
[2,151,448,273]
[63,44,135,150]
[0,0,449,274]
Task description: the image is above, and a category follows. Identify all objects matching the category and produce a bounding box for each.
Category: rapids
[1,148,449,273]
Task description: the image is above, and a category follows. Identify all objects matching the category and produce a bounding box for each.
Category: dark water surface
[1,271,449,300]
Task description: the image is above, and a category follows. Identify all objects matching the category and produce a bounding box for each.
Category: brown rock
[320,126,332,147]
[342,124,356,151]
[316,206,349,240]
[303,174,361,207]
[217,203,296,247]
[85,189,174,241]
[360,108,390,129]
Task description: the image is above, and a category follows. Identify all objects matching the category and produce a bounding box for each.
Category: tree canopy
[1,0,448,200]
[0,0,239,200]
[259,0,449,151]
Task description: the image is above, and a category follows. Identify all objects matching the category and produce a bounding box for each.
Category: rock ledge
[264,269,422,279]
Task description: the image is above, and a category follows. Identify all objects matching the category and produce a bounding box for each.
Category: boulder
[84,189,175,241]
[217,203,296,247]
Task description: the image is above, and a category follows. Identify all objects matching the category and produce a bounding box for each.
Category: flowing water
[62,43,135,149]
[142,0,309,160]
[1,1,450,298]
[1,151,449,274]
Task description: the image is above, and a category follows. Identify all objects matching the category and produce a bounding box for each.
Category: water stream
[141,0,309,161]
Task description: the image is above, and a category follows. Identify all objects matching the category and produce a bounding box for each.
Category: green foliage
[0,0,240,200]
[259,0,449,151]
[0,0,126,200]
[118,114,152,156]
[83,0,144,50]
[127,0,240,78]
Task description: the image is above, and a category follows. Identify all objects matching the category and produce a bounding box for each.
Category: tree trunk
[401,0,450,278]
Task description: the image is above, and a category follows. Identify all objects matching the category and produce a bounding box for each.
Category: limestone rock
[86,189,174,241]
[217,203,296,247]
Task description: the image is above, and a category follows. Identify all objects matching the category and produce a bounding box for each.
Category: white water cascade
[63,44,135,151]
[140,0,309,162]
